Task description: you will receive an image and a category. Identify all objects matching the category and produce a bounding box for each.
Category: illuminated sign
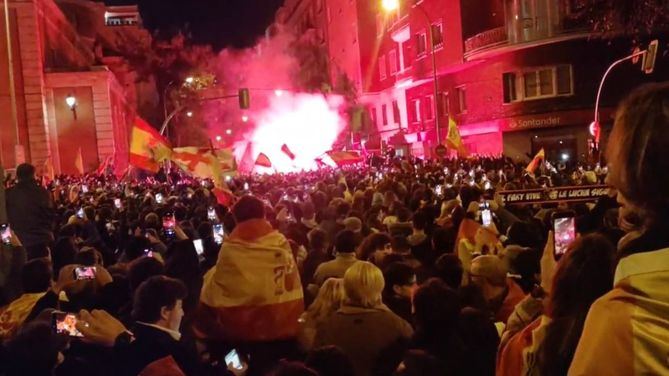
[498,185,610,205]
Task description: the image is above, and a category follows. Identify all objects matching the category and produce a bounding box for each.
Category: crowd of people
[0,82,668,376]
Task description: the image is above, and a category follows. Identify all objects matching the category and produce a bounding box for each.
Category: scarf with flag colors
[129,116,171,173]
[193,219,304,342]
[525,148,545,174]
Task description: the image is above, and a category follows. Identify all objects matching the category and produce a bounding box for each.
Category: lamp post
[163,76,196,143]
[65,94,77,119]
[382,0,441,145]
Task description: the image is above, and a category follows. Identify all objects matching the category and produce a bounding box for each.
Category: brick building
[274,0,668,161]
[0,0,148,174]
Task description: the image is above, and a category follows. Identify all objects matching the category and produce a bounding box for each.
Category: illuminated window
[415,31,427,57]
[388,49,398,75]
[379,54,387,80]
[504,65,573,102]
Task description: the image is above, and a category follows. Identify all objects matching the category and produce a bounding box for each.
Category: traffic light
[642,40,659,74]
[238,88,250,109]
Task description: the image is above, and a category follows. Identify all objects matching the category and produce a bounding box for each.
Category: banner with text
[499,185,610,205]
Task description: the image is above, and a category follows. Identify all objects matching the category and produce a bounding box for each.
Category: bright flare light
[241,115,249,122]
[215,135,222,141]
[225,129,232,135]
[274,89,284,97]
[246,92,345,173]
[382,0,400,12]
[185,76,194,84]
[186,111,193,117]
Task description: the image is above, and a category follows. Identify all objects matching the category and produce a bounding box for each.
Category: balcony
[464,27,508,56]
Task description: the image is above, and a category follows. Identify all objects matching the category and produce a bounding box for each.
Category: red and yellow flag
[129,117,171,173]
[280,144,296,160]
[446,117,469,157]
[526,148,545,174]
[326,150,362,166]
[255,153,272,168]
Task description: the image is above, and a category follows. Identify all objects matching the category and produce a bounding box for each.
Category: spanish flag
[525,148,545,174]
[193,219,304,342]
[446,117,468,157]
[0,292,46,339]
[255,153,272,168]
[326,150,362,166]
[129,117,171,173]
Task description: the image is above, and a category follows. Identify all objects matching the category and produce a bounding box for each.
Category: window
[370,108,377,127]
[379,54,387,80]
[392,100,400,124]
[415,31,427,56]
[410,99,421,123]
[456,87,467,113]
[503,73,518,103]
[438,92,449,117]
[382,104,388,125]
[388,49,398,75]
[431,23,443,47]
[425,95,434,120]
[504,65,573,102]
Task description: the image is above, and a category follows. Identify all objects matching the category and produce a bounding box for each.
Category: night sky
[103,0,285,50]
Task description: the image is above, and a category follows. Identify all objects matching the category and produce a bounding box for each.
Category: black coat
[6,180,55,247]
[117,323,200,376]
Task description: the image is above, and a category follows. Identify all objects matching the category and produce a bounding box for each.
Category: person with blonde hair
[297,278,346,351]
[314,262,413,376]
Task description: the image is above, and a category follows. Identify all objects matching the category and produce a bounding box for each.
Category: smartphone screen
[0,223,11,245]
[73,266,97,280]
[435,185,443,196]
[155,193,164,204]
[163,213,176,238]
[52,312,83,337]
[114,198,122,209]
[77,208,85,219]
[224,349,243,370]
[193,239,204,256]
[213,224,224,245]
[553,216,576,259]
[81,185,88,193]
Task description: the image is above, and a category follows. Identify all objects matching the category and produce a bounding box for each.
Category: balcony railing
[464,26,508,55]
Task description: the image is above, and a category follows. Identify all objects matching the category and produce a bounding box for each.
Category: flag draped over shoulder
[0,292,46,339]
[129,117,171,173]
[326,150,362,166]
[194,220,304,342]
[446,117,469,157]
[526,148,545,174]
[255,153,272,168]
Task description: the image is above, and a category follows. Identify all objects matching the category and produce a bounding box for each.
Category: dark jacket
[117,323,200,376]
[6,180,55,247]
[314,305,413,376]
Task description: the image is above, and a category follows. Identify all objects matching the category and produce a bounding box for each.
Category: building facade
[0,0,146,174]
[280,0,668,161]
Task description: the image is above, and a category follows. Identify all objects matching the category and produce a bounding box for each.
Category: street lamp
[185,76,194,85]
[274,89,284,97]
[241,115,249,122]
[186,111,194,118]
[225,129,232,135]
[382,0,441,145]
[215,135,222,141]
[65,94,77,119]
